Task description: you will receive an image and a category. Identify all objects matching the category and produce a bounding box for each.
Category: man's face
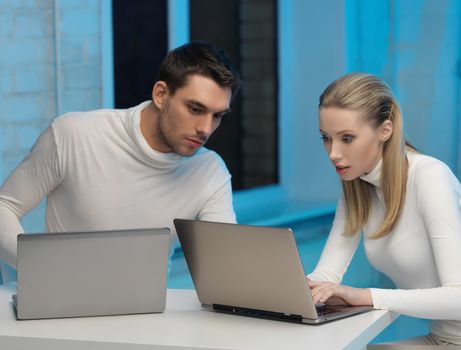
[319,107,392,181]
[153,75,232,157]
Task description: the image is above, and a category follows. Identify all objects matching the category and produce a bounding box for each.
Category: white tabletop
[0,282,398,350]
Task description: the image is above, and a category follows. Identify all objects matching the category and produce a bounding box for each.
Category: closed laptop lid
[174,219,317,319]
[16,228,170,320]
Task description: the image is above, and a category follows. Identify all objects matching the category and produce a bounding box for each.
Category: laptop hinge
[212,304,303,323]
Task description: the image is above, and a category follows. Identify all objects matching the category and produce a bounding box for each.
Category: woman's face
[319,107,392,181]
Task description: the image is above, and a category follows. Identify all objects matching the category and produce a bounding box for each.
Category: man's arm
[198,177,236,223]
[0,126,62,268]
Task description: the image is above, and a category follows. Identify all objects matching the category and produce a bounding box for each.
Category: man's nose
[196,114,214,136]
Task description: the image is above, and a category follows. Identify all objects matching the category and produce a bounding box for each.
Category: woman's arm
[369,159,461,320]
[307,197,362,283]
[307,200,369,306]
[313,159,461,318]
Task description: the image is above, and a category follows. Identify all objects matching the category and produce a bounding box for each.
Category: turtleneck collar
[360,159,382,188]
[124,101,192,170]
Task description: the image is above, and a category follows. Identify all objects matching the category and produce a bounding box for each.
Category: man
[0,41,242,269]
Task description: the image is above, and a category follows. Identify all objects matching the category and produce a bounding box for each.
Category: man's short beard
[156,102,176,154]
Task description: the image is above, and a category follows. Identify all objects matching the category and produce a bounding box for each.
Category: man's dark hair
[157,41,242,100]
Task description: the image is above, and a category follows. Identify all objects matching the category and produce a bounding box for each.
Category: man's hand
[307,279,373,306]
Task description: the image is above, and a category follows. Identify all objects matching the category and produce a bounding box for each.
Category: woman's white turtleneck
[0,101,236,268]
[309,152,461,344]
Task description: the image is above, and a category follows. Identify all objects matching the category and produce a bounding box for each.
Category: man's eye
[189,106,201,114]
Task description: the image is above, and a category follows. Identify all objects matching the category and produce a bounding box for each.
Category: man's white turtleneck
[0,101,236,268]
[309,152,461,344]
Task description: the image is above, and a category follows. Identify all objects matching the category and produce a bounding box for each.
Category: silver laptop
[174,219,373,324]
[13,228,170,320]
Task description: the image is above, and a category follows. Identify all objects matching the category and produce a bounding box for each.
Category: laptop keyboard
[316,304,344,316]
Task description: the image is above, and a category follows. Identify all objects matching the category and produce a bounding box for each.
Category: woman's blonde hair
[319,73,408,238]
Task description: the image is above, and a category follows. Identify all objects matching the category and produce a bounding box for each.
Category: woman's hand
[307,279,373,306]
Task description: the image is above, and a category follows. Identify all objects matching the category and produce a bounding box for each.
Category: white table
[0,282,398,350]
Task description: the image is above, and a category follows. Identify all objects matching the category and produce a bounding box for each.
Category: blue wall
[347,0,461,174]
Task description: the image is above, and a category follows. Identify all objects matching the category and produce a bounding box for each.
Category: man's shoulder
[53,108,119,128]
[186,147,230,175]
[195,147,226,163]
[49,108,127,142]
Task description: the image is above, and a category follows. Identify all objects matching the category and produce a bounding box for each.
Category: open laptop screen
[15,228,170,319]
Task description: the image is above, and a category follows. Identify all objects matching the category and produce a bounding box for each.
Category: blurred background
[0,0,460,343]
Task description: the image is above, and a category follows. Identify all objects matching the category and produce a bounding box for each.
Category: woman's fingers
[308,280,373,306]
[309,281,352,305]
[309,281,338,304]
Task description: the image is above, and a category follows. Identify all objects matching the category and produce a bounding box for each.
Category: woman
[308,73,461,346]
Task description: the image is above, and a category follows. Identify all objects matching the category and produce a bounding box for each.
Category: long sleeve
[370,159,461,320]
[0,126,62,268]
[308,197,361,283]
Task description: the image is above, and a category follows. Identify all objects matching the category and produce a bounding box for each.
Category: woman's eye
[342,136,354,143]
[320,135,331,142]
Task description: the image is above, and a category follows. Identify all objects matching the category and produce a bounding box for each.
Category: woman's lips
[335,166,350,175]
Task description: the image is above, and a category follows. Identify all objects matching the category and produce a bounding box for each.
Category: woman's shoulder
[407,152,459,187]
[408,152,448,171]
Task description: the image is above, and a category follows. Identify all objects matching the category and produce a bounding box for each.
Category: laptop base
[208,303,373,325]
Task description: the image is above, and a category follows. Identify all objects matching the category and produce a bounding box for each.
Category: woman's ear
[380,120,393,142]
[152,81,169,109]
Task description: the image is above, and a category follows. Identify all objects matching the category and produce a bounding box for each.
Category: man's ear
[152,81,169,109]
[380,119,393,142]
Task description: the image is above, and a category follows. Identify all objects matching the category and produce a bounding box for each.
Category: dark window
[112,0,168,108]
[190,0,278,190]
